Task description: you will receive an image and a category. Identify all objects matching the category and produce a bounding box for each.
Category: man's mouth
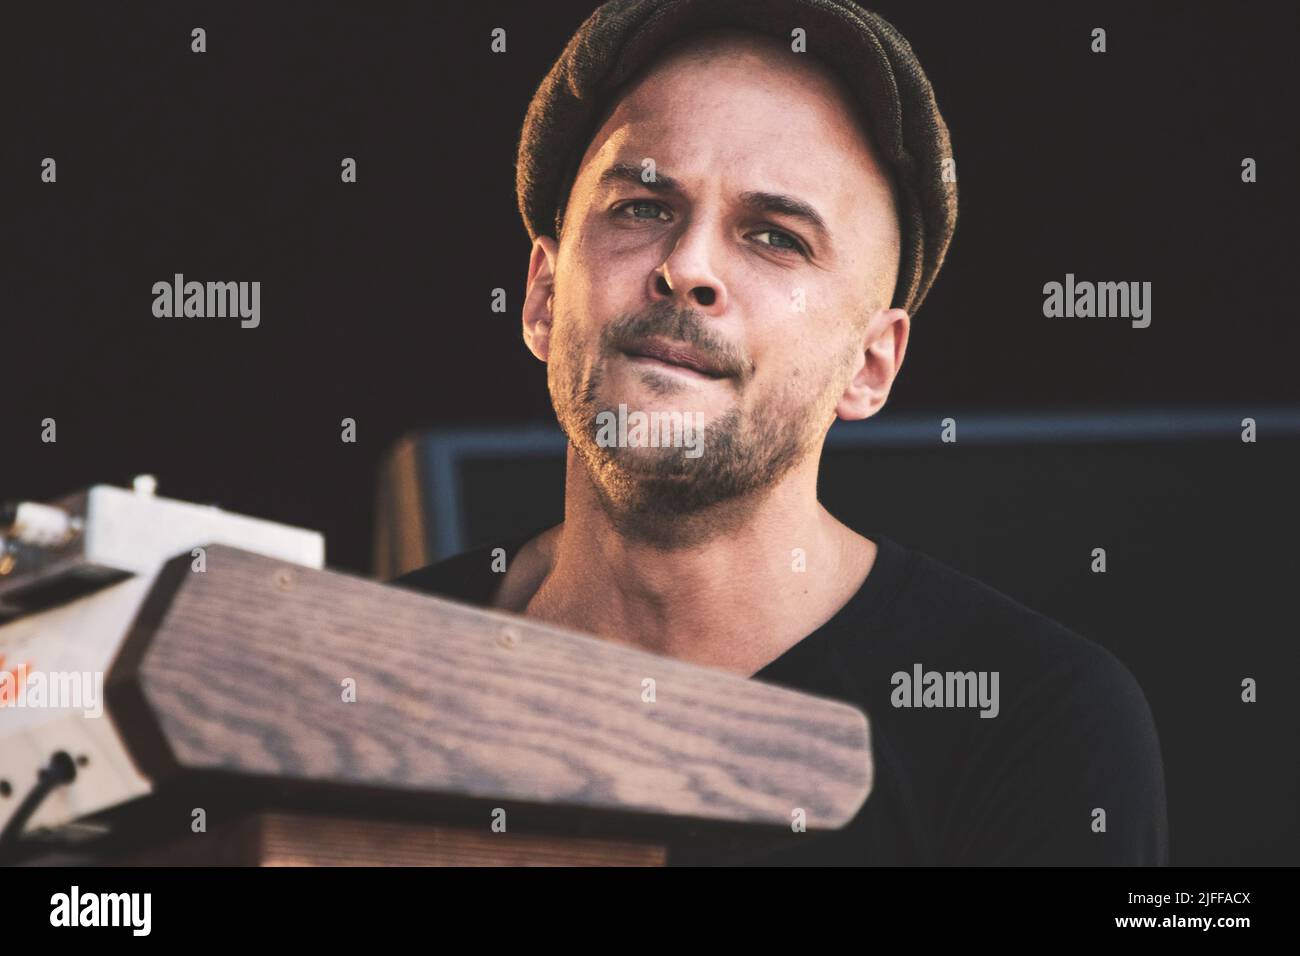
[620,338,731,379]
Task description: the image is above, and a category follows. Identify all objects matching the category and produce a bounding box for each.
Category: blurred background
[4,1,1297,864]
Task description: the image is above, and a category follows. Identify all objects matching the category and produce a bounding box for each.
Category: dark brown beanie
[515,0,957,315]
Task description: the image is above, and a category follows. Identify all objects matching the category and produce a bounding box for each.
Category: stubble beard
[548,303,839,549]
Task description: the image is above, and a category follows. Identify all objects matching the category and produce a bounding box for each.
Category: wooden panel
[119,812,666,867]
[114,546,871,832]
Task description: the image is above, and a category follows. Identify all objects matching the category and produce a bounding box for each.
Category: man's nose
[648,220,729,315]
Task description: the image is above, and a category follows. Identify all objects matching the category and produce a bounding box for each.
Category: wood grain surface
[111,546,871,832]
[118,812,667,867]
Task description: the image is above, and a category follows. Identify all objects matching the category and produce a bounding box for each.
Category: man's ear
[522,235,560,362]
[835,307,910,422]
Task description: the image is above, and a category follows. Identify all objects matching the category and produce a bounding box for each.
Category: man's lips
[620,339,730,378]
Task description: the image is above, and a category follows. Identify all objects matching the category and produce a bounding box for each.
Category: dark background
[5,0,1296,570]
[4,2,1297,864]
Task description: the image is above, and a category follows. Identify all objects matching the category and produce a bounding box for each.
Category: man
[397,0,1168,865]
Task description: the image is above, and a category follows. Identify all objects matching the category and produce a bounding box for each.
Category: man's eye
[612,203,805,256]
[617,200,670,222]
[752,228,806,256]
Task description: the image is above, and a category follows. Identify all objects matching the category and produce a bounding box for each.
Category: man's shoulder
[883,538,1106,649]
[868,536,1154,714]
[871,538,1168,863]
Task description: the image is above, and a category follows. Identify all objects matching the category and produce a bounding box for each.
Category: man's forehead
[631,26,822,90]
[586,126,845,193]
[613,31,867,134]
[576,34,892,201]
[614,60,799,124]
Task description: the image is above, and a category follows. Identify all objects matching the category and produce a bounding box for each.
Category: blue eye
[753,228,806,255]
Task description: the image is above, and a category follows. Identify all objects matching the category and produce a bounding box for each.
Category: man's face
[531,29,902,530]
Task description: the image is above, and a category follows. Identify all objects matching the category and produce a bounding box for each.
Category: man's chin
[590,443,701,479]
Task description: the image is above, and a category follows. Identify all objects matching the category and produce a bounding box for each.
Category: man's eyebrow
[738,191,831,243]
[594,161,833,249]
[595,161,681,194]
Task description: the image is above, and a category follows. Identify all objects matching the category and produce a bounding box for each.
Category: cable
[0,751,78,860]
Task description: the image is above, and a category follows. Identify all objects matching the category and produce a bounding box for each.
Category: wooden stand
[117,811,667,866]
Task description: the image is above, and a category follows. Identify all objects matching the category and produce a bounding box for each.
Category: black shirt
[393,529,1169,866]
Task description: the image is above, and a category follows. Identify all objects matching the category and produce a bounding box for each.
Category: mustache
[601,303,748,379]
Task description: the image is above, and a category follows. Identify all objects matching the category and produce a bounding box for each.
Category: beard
[547,299,841,547]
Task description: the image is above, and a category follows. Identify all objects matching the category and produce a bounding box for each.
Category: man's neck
[497,446,878,677]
